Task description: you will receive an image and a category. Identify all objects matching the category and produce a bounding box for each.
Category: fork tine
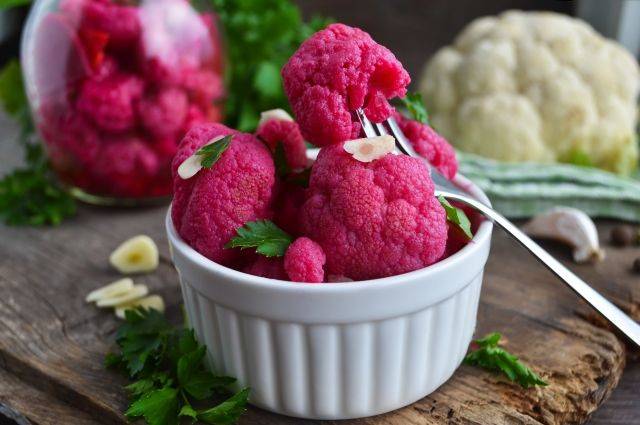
[386,116,418,157]
[356,108,378,138]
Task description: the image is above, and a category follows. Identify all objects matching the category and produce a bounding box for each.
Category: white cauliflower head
[420,10,640,175]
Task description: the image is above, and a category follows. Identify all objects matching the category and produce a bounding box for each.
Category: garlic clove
[96,284,149,308]
[177,135,225,180]
[109,235,159,274]
[523,207,604,263]
[85,278,134,303]
[343,135,395,163]
[115,295,165,319]
[258,108,294,128]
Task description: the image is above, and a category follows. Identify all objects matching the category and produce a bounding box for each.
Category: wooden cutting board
[0,204,638,425]
[0,112,638,424]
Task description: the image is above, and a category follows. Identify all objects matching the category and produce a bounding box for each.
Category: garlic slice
[96,284,149,308]
[85,278,134,303]
[110,235,159,274]
[177,135,225,180]
[522,207,604,263]
[115,295,165,319]
[258,108,294,128]
[343,135,395,163]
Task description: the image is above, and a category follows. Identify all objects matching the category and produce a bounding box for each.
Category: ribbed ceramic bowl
[167,174,493,420]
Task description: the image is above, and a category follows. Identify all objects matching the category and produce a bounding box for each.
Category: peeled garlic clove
[177,135,225,180]
[258,108,294,128]
[115,295,165,319]
[110,235,159,274]
[85,278,134,303]
[523,207,604,263]
[97,284,149,308]
[343,135,395,163]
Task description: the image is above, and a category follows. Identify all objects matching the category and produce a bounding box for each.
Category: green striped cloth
[457,152,640,222]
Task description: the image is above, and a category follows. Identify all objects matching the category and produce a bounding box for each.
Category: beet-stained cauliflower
[256,118,307,170]
[282,23,410,146]
[171,124,276,264]
[284,237,326,283]
[300,142,447,280]
[392,112,458,179]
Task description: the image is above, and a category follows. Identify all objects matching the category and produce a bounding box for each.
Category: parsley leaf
[212,0,331,131]
[107,308,249,425]
[198,388,250,425]
[0,0,31,10]
[400,92,429,124]
[225,219,293,257]
[438,195,473,239]
[0,60,77,226]
[125,387,180,425]
[464,332,548,389]
[197,135,232,168]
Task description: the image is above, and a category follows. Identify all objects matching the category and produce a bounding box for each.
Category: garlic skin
[258,108,294,127]
[110,235,159,273]
[177,135,225,180]
[523,207,604,263]
[343,135,396,163]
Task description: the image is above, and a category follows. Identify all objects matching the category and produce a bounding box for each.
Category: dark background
[0,0,574,80]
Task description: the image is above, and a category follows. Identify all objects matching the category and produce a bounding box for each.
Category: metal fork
[356,108,640,347]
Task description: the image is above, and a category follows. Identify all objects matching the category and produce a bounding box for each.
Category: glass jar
[21,0,224,204]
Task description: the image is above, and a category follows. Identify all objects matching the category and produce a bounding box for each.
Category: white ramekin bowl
[167,174,493,420]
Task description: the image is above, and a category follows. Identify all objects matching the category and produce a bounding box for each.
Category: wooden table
[0,115,639,424]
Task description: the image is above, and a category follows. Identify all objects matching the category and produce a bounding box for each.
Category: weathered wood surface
[1,115,639,424]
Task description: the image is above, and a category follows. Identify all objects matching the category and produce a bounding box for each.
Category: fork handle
[438,189,640,348]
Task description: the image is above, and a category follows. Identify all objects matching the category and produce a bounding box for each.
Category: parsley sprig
[400,92,429,124]
[107,308,250,425]
[438,195,473,239]
[0,60,76,226]
[197,135,232,168]
[464,332,548,389]
[225,219,292,257]
[211,0,331,131]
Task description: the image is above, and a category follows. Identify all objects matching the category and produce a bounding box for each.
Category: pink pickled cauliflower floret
[393,112,458,180]
[300,143,447,281]
[138,87,189,139]
[284,237,326,283]
[171,123,276,265]
[76,72,144,133]
[282,23,410,146]
[256,119,307,170]
[93,136,159,197]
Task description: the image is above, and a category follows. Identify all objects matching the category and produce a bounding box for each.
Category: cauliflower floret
[282,23,410,146]
[420,10,640,175]
[300,142,447,281]
[256,118,308,170]
[284,237,326,283]
[171,124,276,265]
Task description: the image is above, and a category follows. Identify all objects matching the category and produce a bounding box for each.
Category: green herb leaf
[438,195,473,239]
[125,387,180,425]
[400,92,429,124]
[212,0,331,131]
[107,308,248,425]
[0,0,32,9]
[179,404,198,422]
[197,135,232,168]
[464,332,548,389]
[225,219,293,257]
[197,388,250,425]
[273,142,291,177]
[564,149,594,168]
[0,60,77,226]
